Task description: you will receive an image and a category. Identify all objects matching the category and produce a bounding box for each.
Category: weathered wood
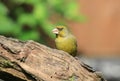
[0,35,106,81]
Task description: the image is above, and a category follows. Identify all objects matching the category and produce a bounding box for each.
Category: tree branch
[0,35,106,81]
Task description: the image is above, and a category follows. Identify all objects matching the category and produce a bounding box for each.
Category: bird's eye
[58,28,63,31]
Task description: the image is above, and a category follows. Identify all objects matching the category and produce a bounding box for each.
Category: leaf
[25,0,40,4]
[17,13,37,27]
[0,3,8,16]
[39,22,55,38]
[18,30,40,41]
[47,0,63,7]
[33,3,48,21]
[0,16,18,34]
[64,2,79,19]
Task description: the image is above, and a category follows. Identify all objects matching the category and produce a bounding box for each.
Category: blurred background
[0,0,120,81]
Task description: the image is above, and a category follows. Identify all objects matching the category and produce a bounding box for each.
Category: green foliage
[0,3,8,15]
[0,0,85,45]
[18,13,37,27]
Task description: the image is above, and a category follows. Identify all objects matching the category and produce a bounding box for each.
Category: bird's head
[52,26,70,37]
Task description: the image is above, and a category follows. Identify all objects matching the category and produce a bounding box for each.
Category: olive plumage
[52,26,77,56]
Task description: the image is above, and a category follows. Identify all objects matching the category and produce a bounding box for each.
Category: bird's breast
[55,36,77,55]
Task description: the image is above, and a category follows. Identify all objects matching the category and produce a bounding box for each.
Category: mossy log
[0,35,106,81]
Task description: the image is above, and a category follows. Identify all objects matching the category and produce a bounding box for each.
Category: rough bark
[0,35,106,81]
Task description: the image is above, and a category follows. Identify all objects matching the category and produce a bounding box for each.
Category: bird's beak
[52,28,59,34]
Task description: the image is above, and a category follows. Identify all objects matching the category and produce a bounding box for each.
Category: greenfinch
[52,26,77,56]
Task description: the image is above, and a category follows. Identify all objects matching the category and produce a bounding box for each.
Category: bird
[52,26,77,56]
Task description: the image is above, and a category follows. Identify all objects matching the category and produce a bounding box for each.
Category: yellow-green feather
[55,31,77,56]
